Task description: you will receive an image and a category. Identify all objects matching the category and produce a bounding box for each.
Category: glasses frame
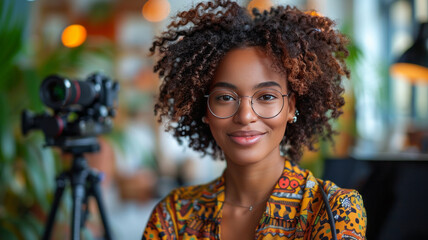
[204,88,291,119]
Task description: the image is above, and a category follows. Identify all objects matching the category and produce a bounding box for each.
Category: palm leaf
[0,1,24,87]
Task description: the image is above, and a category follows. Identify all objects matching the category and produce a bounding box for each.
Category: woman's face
[205,47,295,165]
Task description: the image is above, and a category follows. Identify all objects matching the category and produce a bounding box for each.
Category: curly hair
[150,0,349,162]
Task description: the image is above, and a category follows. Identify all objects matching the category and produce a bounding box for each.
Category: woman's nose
[233,97,258,125]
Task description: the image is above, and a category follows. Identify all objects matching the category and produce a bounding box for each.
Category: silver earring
[293,110,299,123]
[202,116,208,124]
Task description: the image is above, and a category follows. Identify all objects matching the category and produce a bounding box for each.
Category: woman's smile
[227,130,266,146]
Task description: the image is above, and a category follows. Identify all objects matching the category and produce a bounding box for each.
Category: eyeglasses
[204,88,291,119]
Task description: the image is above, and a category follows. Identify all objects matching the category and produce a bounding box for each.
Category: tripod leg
[89,172,113,240]
[42,173,67,240]
[80,188,90,229]
[71,174,88,240]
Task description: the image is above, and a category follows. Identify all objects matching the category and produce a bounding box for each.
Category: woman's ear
[202,116,209,124]
[287,94,296,123]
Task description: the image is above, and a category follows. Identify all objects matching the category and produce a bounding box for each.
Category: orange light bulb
[61,24,87,48]
[142,0,171,22]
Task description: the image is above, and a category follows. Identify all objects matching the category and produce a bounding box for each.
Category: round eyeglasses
[205,88,291,119]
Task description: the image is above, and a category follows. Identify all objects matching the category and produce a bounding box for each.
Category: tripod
[42,139,113,240]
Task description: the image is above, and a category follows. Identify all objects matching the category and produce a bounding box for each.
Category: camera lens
[40,75,71,109]
[47,81,66,102]
[40,75,97,110]
[40,75,74,109]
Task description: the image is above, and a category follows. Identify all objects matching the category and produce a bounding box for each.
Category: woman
[143,0,366,239]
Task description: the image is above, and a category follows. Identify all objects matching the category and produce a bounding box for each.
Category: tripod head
[21,72,119,154]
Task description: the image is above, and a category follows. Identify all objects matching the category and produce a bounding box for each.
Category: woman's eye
[258,94,277,101]
[216,95,235,102]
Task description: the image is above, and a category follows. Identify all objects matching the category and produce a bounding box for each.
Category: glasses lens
[252,89,284,118]
[208,89,239,118]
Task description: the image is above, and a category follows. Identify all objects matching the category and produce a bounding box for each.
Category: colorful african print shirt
[143,160,367,239]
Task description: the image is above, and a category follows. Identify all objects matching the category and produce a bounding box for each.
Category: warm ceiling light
[390,22,428,118]
[142,0,171,22]
[61,24,87,48]
[390,64,428,83]
[390,22,428,83]
[247,0,273,13]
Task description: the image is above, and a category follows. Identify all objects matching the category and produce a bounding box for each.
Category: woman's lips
[228,131,265,146]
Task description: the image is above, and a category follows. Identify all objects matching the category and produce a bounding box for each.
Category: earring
[292,109,299,123]
[202,116,208,124]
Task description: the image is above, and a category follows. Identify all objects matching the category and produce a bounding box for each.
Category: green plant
[0,1,58,239]
[0,1,115,239]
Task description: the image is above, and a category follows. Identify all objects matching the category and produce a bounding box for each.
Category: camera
[21,72,119,239]
[22,73,119,153]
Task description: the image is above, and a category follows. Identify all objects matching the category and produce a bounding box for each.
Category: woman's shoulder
[318,179,365,214]
[289,164,366,238]
[303,168,366,223]
[167,176,224,202]
[150,176,224,226]
[319,177,360,194]
[153,176,224,218]
[311,179,367,239]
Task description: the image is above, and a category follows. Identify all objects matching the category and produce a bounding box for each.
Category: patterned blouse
[143,160,367,239]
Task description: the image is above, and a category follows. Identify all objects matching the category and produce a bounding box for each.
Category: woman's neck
[224,155,285,206]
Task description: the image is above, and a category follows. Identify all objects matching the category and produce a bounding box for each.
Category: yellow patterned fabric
[143,161,367,239]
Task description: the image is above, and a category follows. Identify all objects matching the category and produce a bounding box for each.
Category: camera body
[22,73,119,153]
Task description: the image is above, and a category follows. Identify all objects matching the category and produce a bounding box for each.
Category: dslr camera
[22,73,119,153]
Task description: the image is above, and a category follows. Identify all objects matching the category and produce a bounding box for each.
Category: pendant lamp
[390,22,428,83]
[390,22,428,118]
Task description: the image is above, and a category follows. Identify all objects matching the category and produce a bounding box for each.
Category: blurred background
[1,0,428,239]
